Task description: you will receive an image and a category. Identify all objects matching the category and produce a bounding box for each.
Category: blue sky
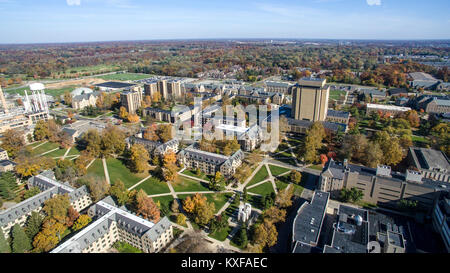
[0,0,449,43]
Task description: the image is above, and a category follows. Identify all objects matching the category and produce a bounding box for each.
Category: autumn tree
[85,176,110,202]
[0,129,25,158]
[182,193,215,226]
[362,142,383,168]
[263,206,286,225]
[100,125,126,158]
[33,219,67,252]
[157,124,173,143]
[176,213,187,226]
[42,194,71,224]
[302,122,325,163]
[66,206,80,227]
[373,131,404,166]
[80,129,102,157]
[130,144,150,173]
[15,155,55,179]
[143,124,159,141]
[72,215,92,231]
[135,189,160,223]
[275,187,294,208]
[63,91,72,106]
[290,170,302,185]
[252,219,278,248]
[33,120,50,141]
[119,106,128,119]
[209,171,226,191]
[127,113,140,123]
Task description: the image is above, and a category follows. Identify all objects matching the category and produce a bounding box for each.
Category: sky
[0,0,449,43]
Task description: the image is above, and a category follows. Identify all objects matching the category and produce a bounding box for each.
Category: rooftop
[409,147,450,172]
[95,81,136,89]
[292,191,329,246]
[366,103,411,112]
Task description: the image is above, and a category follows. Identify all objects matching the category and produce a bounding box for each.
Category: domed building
[71,87,93,97]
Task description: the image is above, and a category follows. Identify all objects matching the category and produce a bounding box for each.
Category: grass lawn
[247,181,275,196]
[46,148,68,158]
[247,195,264,210]
[27,141,43,148]
[247,166,269,187]
[113,241,143,253]
[209,224,231,241]
[133,177,170,195]
[268,164,291,177]
[286,137,303,147]
[308,164,324,171]
[205,193,233,213]
[86,159,106,181]
[181,169,212,181]
[171,176,210,192]
[106,158,148,188]
[412,135,430,144]
[273,156,297,166]
[67,146,82,156]
[99,73,150,81]
[31,142,60,155]
[152,195,174,209]
[329,90,346,100]
[275,180,289,191]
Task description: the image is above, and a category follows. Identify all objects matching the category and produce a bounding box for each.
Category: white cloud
[366,0,381,6]
[67,0,81,6]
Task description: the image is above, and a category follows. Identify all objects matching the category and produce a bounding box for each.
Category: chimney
[405,169,423,183]
[376,165,391,177]
[0,86,8,114]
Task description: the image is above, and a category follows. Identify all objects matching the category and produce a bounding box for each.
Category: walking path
[86,158,96,169]
[62,147,71,160]
[128,175,152,191]
[31,141,48,150]
[40,147,59,156]
[178,172,210,184]
[102,157,111,185]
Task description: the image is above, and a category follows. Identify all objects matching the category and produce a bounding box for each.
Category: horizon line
[1,37,450,46]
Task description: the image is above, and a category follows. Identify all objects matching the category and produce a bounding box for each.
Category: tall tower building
[291,78,329,122]
[0,86,8,113]
[120,90,143,114]
[157,79,168,99]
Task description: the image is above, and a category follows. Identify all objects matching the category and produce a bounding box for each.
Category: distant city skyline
[0,0,449,44]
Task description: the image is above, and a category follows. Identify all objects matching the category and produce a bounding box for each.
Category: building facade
[319,159,449,211]
[51,197,173,253]
[407,147,450,183]
[177,144,244,177]
[291,78,329,122]
[0,171,92,238]
[121,90,143,114]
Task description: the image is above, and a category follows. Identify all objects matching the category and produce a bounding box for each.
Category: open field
[106,158,148,188]
[268,164,291,177]
[205,193,233,213]
[86,159,106,181]
[133,177,170,195]
[31,142,60,156]
[248,181,275,196]
[181,169,212,181]
[247,165,269,187]
[98,73,151,81]
[171,176,210,192]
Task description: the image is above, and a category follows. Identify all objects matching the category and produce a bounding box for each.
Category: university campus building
[51,196,173,253]
[0,171,92,238]
[177,144,244,177]
[319,159,449,211]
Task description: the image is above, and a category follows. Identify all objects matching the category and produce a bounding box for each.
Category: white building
[238,203,252,222]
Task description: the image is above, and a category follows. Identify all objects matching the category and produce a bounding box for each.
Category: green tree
[236,226,248,248]
[109,180,129,206]
[0,172,18,200]
[0,229,11,253]
[100,125,126,158]
[23,186,41,200]
[25,211,44,241]
[11,224,32,253]
[33,120,50,141]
